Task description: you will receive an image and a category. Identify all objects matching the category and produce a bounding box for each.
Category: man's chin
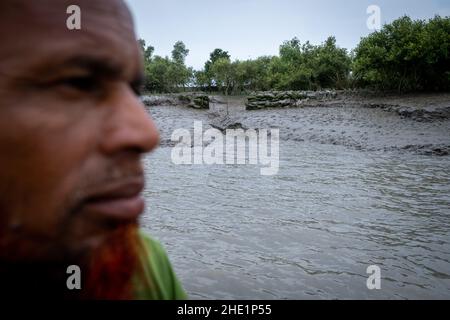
[69,218,140,251]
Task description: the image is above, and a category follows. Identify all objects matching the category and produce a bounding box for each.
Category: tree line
[139,15,450,94]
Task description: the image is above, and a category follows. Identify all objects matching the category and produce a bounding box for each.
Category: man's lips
[80,177,145,221]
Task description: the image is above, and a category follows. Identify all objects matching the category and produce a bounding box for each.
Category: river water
[141,101,450,299]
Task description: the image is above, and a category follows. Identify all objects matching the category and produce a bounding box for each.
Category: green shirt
[133,231,187,300]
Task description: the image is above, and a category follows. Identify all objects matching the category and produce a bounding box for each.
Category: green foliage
[139,39,192,93]
[204,49,231,74]
[171,41,189,65]
[194,37,351,93]
[144,56,172,93]
[138,39,154,64]
[353,15,450,92]
[272,36,351,90]
[193,70,210,90]
[138,15,449,94]
[210,57,235,95]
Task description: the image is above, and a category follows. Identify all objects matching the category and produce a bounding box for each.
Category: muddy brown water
[141,100,450,299]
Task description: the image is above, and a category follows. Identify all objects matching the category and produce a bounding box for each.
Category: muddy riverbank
[142,92,450,156]
[142,91,450,121]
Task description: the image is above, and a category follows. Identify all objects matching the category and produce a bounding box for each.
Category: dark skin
[0,0,159,277]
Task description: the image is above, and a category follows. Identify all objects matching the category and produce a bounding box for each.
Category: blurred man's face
[0,0,159,271]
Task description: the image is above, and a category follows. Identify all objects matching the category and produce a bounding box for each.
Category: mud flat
[143,91,450,157]
[246,91,450,121]
[141,93,209,109]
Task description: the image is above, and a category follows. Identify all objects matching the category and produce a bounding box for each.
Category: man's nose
[99,83,159,155]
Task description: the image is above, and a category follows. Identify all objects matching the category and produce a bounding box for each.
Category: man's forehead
[0,0,140,78]
[0,0,135,52]
[0,0,132,22]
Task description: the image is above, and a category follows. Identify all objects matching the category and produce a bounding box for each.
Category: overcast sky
[125,0,450,70]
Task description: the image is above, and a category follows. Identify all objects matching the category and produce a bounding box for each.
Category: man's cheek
[0,149,80,239]
[0,98,103,241]
[12,189,68,238]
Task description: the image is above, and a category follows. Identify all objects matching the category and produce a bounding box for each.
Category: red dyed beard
[0,222,142,300]
[80,223,141,300]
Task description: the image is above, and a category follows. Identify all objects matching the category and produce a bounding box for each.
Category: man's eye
[59,76,98,92]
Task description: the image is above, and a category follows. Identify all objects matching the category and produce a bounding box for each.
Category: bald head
[0,0,137,67]
[0,0,132,25]
[0,0,134,38]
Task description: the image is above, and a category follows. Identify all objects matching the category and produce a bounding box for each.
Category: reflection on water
[141,105,450,299]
